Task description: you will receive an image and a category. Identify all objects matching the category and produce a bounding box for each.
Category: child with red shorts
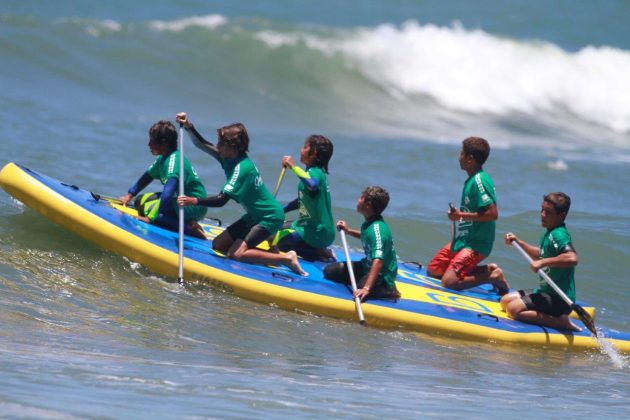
[426,137,509,294]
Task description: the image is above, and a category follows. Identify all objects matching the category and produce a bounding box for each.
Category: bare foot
[557,314,583,332]
[317,248,336,262]
[187,221,207,240]
[285,250,307,276]
[488,264,509,295]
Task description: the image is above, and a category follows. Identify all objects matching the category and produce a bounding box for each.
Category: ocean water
[1,0,630,417]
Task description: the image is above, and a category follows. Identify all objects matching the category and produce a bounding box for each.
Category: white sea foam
[256,20,630,133]
[148,14,227,32]
[547,159,569,171]
[83,19,122,37]
[255,31,299,48]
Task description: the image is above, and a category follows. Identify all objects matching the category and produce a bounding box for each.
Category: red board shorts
[427,243,486,279]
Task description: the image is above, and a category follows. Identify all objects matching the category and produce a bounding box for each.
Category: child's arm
[178,193,230,208]
[176,112,221,163]
[505,233,538,260]
[354,259,382,301]
[449,203,498,222]
[533,249,578,271]
[283,198,299,213]
[139,177,178,223]
[120,172,153,206]
[187,126,221,162]
[336,220,360,239]
[282,156,320,192]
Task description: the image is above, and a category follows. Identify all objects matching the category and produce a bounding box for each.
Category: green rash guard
[221,155,284,233]
[360,216,398,289]
[146,151,207,222]
[452,170,497,256]
[291,166,335,248]
[536,224,576,301]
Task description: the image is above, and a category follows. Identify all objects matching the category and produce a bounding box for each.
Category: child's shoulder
[547,224,572,245]
[365,216,392,232]
[476,169,494,180]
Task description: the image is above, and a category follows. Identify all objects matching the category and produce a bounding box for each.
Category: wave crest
[148,14,227,32]
[255,20,630,133]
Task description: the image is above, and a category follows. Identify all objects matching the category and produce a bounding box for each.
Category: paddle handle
[512,241,574,307]
[177,124,185,284]
[272,167,287,198]
[339,229,366,324]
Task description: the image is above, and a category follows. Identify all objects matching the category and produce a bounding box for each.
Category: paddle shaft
[272,167,286,198]
[339,229,366,325]
[511,241,574,307]
[449,202,456,243]
[177,124,185,284]
[511,240,598,336]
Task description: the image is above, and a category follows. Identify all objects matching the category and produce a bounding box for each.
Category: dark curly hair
[149,120,178,153]
[362,186,390,216]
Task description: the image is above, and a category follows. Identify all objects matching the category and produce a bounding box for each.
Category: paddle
[91,192,223,226]
[448,202,456,243]
[272,167,286,198]
[338,229,366,325]
[177,124,185,284]
[512,241,597,337]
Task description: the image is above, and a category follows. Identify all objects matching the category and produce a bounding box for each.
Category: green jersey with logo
[222,155,284,233]
[360,216,398,288]
[452,170,496,256]
[291,166,335,248]
[146,151,207,221]
[536,224,576,301]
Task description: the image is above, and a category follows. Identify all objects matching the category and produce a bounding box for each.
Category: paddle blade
[573,304,598,337]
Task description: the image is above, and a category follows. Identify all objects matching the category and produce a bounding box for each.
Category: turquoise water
[1,1,629,417]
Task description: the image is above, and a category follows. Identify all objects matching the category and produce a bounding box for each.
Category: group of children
[120,116,580,331]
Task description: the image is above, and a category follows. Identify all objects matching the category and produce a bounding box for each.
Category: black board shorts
[323,261,400,301]
[519,289,572,317]
[226,218,272,249]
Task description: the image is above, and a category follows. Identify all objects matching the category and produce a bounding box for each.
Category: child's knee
[505,299,525,318]
[440,270,460,289]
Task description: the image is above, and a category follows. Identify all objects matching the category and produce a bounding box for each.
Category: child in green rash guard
[272,135,336,261]
[501,192,581,332]
[175,112,306,276]
[324,186,400,301]
[119,120,208,239]
[426,136,509,294]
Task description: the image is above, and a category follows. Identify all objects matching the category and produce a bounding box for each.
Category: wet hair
[462,137,490,166]
[362,186,390,216]
[217,123,249,155]
[544,192,571,215]
[149,120,178,153]
[305,134,333,173]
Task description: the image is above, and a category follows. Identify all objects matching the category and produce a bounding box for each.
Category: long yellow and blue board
[2,162,629,352]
